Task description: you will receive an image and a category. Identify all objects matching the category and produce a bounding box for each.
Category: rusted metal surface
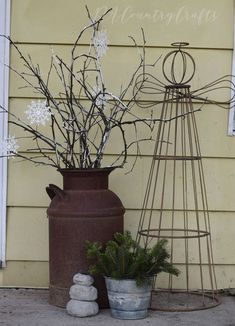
[137,43,219,311]
[150,291,221,312]
[46,168,124,308]
[138,228,210,239]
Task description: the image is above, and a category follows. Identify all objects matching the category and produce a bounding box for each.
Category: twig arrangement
[2,9,231,170]
[0,7,165,170]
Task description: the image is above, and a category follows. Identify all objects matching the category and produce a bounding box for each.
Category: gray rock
[69,284,97,301]
[66,299,99,317]
[73,273,94,286]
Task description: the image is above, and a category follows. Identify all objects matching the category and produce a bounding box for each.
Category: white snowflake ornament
[93,30,108,58]
[1,136,19,158]
[25,100,52,126]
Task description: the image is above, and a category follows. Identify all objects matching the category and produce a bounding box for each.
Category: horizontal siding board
[8,98,155,158]
[11,0,233,49]
[9,45,232,99]
[7,161,60,208]
[1,260,234,288]
[6,207,48,261]
[2,261,49,287]
[125,210,235,265]
[7,156,235,212]
[156,264,235,289]
[8,99,235,158]
[5,207,235,265]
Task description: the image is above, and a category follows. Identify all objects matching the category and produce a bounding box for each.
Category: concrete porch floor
[0,289,235,326]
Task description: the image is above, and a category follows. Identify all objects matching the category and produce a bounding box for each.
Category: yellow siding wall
[2,0,235,289]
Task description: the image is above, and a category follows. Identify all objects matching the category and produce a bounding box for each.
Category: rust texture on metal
[137,42,219,311]
[154,155,201,161]
[138,228,210,239]
[150,291,221,312]
[46,168,124,308]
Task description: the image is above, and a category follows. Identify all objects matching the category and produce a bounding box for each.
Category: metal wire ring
[171,42,189,48]
[162,44,195,85]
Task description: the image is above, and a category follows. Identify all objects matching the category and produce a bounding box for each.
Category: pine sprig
[85,231,180,286]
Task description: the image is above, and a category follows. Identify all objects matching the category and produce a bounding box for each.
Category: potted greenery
[86,231,179,319]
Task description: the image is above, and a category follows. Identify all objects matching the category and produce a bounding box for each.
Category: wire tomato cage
[135,41,235,311]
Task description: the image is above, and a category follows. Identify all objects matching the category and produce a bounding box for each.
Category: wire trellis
[135,42,232,311]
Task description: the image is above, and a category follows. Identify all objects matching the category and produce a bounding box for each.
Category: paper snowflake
[92,86,110,108]
[1,136,19,158]
[93,30,108,58]
[25,100,52,126]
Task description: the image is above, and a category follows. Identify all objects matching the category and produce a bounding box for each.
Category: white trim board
[0,0,11,267]
[228,0,235,136]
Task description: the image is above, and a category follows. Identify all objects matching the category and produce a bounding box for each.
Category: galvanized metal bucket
[105,277,152,319]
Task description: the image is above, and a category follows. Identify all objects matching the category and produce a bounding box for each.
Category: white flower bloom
[92,86,110,108]
[1,136,19,158]
[25,100,52,126]
[93,30,108,58]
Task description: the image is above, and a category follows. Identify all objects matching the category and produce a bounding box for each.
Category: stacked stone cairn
[66,273,99,317]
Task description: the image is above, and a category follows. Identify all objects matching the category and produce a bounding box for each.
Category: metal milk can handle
[46,184,64,200]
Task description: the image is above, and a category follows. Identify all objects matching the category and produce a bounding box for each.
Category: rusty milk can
[46,168,124,308]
